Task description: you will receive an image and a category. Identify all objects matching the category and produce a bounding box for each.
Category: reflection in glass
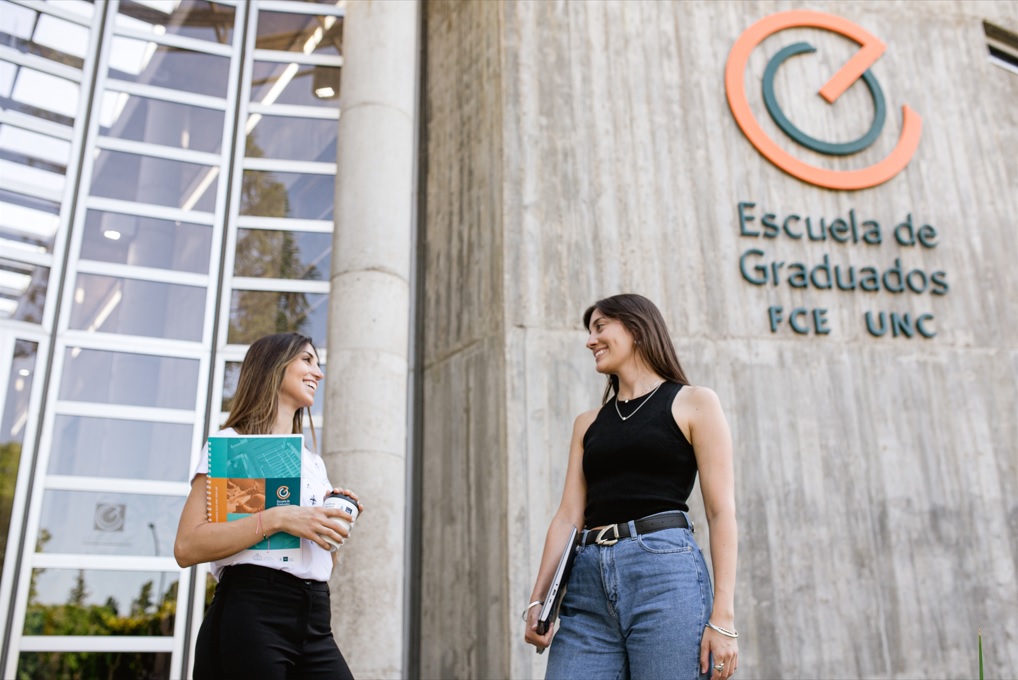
[227,291,327,346]
[0,259,48,323]
[108,36,230,98]
[239,170,333,220]
[0,156,64,197]
[234,229,330,281]
[117,0,236,45]
[36,490,183,556]
[247,114,336,163]
[24,568,178,636]
[0,190,60,251]
[81,210,212,274]
[221,361,240,412]
[99,90,226,153]
[0,2,89,69]
[1,340,38,584]
[90,150,217,213]
[255,11,342,56]
[19,652,172,680]
[0,122,71,169]
[0,63,79,124]
[60,348,198,410]
[251,61,340,108]
[49,416,192,482]
[69,273,206,341]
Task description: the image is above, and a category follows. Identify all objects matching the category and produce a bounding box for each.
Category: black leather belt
[582,512,690,546]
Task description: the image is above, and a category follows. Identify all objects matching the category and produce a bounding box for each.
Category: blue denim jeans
[545,513,713,680]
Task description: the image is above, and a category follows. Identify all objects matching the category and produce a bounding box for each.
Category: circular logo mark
[276,486,291,501]
[94,503,126,532]
[725,10,922,190]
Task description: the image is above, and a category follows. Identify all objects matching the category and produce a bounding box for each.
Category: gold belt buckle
[595,524,620,546]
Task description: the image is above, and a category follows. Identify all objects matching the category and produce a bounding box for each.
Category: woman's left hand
[700,625,738,680]
[331,487,365,518]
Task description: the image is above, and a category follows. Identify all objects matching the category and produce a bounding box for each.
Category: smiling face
[278,343,323,412]
[586,309,639,375]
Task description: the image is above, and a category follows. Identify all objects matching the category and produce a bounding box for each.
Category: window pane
[0,259,48,323]
[239,170,333,220]
[234,229,330,281]
[0,122,71,168]
[69,274,206,341]
[221,360,239,412]
[109,36,230,98]
[91,150,218,213]
[250,61,340,108]
[1,340,38,584]
[255,11,341,56]
[0,157,64,196]
[99,90,225,153]
[247,114,336,162]
[117,0,235,45]
[49,416,192,481]
[0,2,89,69]
[18,652,171,680]
[81,210,212,274]
[60,348,198,410]
[0,190,60,251]
[24,568,178,636]
[0,63,79,123]
[36,490,183,556]
[227,290,327,345]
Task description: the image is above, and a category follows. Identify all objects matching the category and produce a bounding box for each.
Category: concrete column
[324,1,418,678]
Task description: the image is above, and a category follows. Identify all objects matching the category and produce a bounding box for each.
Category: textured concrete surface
[325,1,419,678]
[419,1,1018,678]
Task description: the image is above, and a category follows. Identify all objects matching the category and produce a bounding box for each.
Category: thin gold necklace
[615,381,665,421]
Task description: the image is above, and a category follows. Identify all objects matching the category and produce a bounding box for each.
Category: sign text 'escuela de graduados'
[726,10,946,339]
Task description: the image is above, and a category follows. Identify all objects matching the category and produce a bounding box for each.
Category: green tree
[0,441,22,580]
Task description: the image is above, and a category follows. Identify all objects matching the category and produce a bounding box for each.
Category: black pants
[194,564,354,680]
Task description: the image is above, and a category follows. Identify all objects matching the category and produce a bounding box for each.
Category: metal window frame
[3,0,345,673]
[7,0,96,27]
[0,330,49,663]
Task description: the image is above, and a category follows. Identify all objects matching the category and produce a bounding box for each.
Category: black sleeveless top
[582,381,696,528]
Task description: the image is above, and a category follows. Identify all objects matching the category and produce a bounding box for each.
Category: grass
[979,630,984,680]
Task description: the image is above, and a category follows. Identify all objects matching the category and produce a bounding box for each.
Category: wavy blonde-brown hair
[223,332,318,450]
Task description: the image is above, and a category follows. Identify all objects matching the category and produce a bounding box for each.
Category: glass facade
[0,1,342,677]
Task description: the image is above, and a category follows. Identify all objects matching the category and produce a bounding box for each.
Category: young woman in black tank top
[524,294,739,680]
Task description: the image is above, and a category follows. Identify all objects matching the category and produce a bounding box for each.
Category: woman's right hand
[267,504,354,550]
[523,605,555,651]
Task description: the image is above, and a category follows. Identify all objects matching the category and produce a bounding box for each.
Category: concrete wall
[420,1,1018,678]
[419,2,509,678]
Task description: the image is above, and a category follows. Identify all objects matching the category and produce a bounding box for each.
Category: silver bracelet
[706,621,739,638]
[521,600,543,622]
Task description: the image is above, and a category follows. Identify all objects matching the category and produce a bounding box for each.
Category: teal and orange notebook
[207,434,303,564]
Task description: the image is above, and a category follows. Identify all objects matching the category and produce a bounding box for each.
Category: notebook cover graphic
[207,434,303,563]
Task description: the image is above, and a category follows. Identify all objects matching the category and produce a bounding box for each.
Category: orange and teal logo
[725,10,922,190]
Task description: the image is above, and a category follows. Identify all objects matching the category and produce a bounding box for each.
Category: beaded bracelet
[706,621,739,638]
[521,600,543,622]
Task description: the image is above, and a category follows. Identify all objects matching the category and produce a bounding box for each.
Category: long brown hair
[583,294,689,404]
[223,332,318,450]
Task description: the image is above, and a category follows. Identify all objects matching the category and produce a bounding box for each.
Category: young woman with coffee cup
[175,332,364,679]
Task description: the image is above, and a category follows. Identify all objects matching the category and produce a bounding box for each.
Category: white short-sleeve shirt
[192,428,335,582]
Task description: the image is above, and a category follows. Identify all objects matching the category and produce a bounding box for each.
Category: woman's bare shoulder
[673,384,724,422]
[573,407,600,436]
